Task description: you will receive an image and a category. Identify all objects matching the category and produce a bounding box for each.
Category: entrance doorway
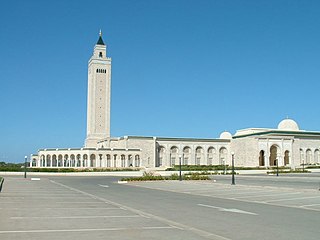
[269,145,278,166]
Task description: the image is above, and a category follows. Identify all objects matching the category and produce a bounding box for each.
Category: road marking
[98,184,109,188]
[235,192,301,199]
[266,196,320,203]
[0,226,175,234]
[299,203,320,208]
[54,201,105,204]
[3,207,121,210]
[31,178,41,181]
[197,204,258,215]
[11,215,140,220]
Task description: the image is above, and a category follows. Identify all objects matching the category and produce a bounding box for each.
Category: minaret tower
[85,31,112,147]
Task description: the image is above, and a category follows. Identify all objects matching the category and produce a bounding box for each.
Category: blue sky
[1,0,320,163]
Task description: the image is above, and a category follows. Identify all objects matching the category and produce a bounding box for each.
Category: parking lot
[0,177,206,240]
[1,174,320,240]
[127,175,320,212]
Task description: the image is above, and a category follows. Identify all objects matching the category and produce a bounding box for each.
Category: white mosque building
[30,33,320,169]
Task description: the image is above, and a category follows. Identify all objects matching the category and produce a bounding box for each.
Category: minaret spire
[97,30,105,45]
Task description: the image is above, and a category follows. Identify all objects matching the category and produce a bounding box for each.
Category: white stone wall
[156,139,231,167]
[231,137,259,167]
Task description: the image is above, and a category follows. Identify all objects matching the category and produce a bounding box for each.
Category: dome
[277,118,299,131]
[219,131,232,139]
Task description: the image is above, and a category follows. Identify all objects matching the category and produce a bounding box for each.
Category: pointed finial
[99,29,102,37]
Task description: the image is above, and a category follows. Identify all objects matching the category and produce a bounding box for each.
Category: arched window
[306,149,312,164]
[300,149,304,165]
[207,147,215,165]
[314,150,320,164]
[170,147,179,166]
[99,52,102,58]
[157,146,165,167]
[183,147,191,165]
[219,147,228,165]
[195,147,204,165]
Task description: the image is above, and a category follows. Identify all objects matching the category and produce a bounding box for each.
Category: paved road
[0,175,319,240]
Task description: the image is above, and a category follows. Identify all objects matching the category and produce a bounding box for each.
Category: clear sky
[1,0,320,163]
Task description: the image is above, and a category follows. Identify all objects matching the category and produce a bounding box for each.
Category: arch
[207,147,215,165]
[52,155,57,167]
[157,146,166,167]
[106,154,111,167]
[98,154,103,167]
[269,145,279,166]
[90,154,96,167]
[46,155,51,167]
[32,158,37,167]
[58,154,63,167]
[83,154,88,168]
[306,149,312,164]
[219,147,228,165]
[121,154,126,167]
[259,150,265,166]
[128,155,133,167]
[314,150,320,164]
[76,154,81,167]
[64,154,69,167]
[284,150,290,165]
[195,147,204,165]
[183,146,191,165]
[300,149,304,165]
[170,146,179,166]
[135,155,140,167]
[40,155,45,167]
[113,155,117,167]
[70,154,75,167]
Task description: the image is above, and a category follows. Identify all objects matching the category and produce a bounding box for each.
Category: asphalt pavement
[0,174,319,240]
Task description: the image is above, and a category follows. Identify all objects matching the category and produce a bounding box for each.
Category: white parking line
[98,184,109,188]
[11,215,141,220]
[234,192,302,199]
[266,196,320,203]
[3,207,121,210]
[0,226,175,234]
[198,204,258,215]
[299,203,320,208]
[55,201,105,204]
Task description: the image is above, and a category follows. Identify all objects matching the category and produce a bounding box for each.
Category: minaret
[85,31,112,147]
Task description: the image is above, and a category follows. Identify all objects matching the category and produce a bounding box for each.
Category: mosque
[30,33,320,169]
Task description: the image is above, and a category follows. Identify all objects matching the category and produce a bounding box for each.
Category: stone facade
[31,33,320,169]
